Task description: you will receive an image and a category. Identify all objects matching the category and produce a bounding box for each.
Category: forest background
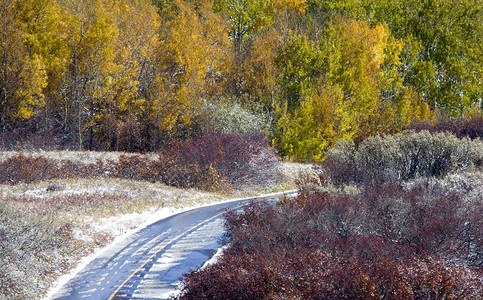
[0,0,481,161]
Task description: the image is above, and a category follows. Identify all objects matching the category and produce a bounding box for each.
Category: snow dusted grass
[0,150,300,299]
[0,150,152,165]
[2,177,223,216]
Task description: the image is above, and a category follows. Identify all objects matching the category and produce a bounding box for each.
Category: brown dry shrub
[0,154,59,184]
[0,201,87,299]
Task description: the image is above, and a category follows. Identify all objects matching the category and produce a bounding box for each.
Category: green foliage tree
[214,0,273,57]
[360,0,482,115]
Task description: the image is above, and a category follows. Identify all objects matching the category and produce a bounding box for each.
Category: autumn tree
[90,0,161,151]
[149,0,230,145]
[271,0,307,43]
[274,17,430,161]
[1,0,478,153]
[239,27,282,106]
[235,0,307,106]
[47,0,161,151]
[214,0,273,57]
[47,0,115,149]
[0,0,46,135]
[15,0,73,146]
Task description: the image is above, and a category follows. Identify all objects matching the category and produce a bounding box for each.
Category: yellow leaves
[319,18,391,140]
[108,0,160,104]
[117,0,160,59]
[14,54,47,120]
[273,0,307,14]
[330,18,387,87]
[275,15,433,161]
[243,27,282,103]
[152,0,231,131]
[0,0,49,123]
[276,91,333,161]
[157,0,205,128]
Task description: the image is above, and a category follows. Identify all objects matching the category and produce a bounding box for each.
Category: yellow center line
[108,196,276,300]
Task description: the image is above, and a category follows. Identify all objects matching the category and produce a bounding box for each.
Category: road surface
[49,192,290,300]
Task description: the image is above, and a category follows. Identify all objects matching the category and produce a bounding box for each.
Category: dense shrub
[322,130,483,185]
[0,154,104,185]
[114,133,280,190]
[0,133,280,191]
[406,112,483,140]
[178,186,483,299]
[171,133,280,186]
[110,133,281,191]
[0,154,60,184]
[0,116,65,151]
[112,155,154,181]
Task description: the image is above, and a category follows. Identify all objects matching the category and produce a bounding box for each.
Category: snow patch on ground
[200,245,229,270]
[0,150,156,164]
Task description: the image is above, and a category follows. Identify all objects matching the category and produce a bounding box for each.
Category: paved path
[49,193,289,300]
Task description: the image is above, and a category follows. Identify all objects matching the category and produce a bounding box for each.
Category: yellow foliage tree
[50,0,162,150]
[0,0,47,130]
[275,16,432,161]
[154,0,230,137]
[59,0,120,149]
[272,0,307,43]
[91,0,161,150]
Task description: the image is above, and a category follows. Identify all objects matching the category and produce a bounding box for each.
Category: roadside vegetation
[0,133,280,191]
[178,128,483,299]
[322,129,483,186]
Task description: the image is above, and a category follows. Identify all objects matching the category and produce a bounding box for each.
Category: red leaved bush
[178,186,483,299]
[0,133,280,192]
[405,113,483,140]
[0,154,60,184]
[113,133,280,190]
[0,154,104,185]
[169,132,280,187]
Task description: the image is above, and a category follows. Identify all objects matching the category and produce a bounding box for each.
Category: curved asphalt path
[49,192,293,300]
